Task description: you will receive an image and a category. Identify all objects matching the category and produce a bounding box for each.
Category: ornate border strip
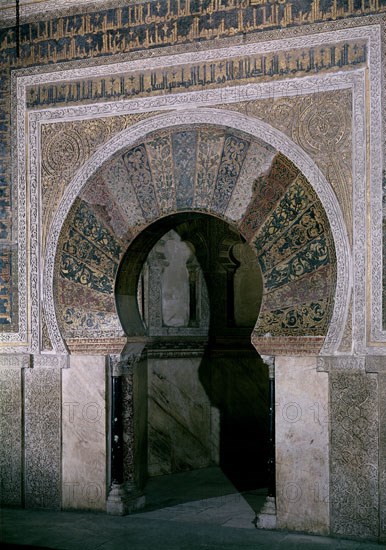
[368,25,386,347]
[18,26,378,87]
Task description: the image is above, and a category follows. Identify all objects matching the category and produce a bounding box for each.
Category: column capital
[261,355,275,379]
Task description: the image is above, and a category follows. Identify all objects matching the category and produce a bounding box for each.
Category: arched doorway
[47,115,342,523]
[114,212,269,517]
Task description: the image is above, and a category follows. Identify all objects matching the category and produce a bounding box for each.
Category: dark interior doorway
[115,212,269,514]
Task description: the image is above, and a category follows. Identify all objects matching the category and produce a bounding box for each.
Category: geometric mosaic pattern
[55,125,336,349]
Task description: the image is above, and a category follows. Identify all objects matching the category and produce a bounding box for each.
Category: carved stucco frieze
[24,366,62,509]
[329,370,379,538]
[0,366,22,506]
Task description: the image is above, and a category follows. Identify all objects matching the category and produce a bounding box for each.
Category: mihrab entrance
[114,213,270,522]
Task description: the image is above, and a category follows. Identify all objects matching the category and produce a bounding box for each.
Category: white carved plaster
[368,25,386,345]
[351,72,367,354]
[41,106,352,355]
[0,354,30,368]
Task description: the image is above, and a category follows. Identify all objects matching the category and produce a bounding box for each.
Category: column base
[106,483,146,516]
[255,496,277,530]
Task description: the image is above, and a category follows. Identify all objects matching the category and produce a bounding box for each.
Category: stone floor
[0,468,381,549]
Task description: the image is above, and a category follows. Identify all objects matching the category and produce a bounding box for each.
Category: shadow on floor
[131,466,267,530]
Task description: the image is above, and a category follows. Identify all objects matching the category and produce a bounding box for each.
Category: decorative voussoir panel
[250,168,337,353]
[55,198,126,341]
[49,110,346,354]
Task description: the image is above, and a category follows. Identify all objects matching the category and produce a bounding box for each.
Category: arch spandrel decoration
[45,109,351,356]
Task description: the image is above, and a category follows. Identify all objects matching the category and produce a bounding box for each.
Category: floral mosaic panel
[250,171,336,338]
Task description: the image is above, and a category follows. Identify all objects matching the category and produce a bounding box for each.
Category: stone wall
[62,355,107,511]
[275,356,329,535]
[329,363,379,539]
[147,355,215,477]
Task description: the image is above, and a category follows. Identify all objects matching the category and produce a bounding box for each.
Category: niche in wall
[117,212,268,491]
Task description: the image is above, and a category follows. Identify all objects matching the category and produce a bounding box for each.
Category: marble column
[106,345,146,515]
[111,375,124,485]
[267,358,276,498]
[255,355,277,529]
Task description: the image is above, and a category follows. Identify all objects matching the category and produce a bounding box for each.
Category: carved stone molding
[0,354,30,368]
[330,370,379,538]
[317,355,366,372]
[0,366,22,506]
[24,366,62,509]
[365,355,386,373]
[32,354,69,369]
[318,354,386,372]
[66,337,127,355]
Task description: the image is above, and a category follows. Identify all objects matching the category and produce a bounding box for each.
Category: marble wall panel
[275,356,329,535]
[62,355,106,511]
[24,366,61,509]
[330,369,379,539]
[0,366,22,506]
[147,356,214,477]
